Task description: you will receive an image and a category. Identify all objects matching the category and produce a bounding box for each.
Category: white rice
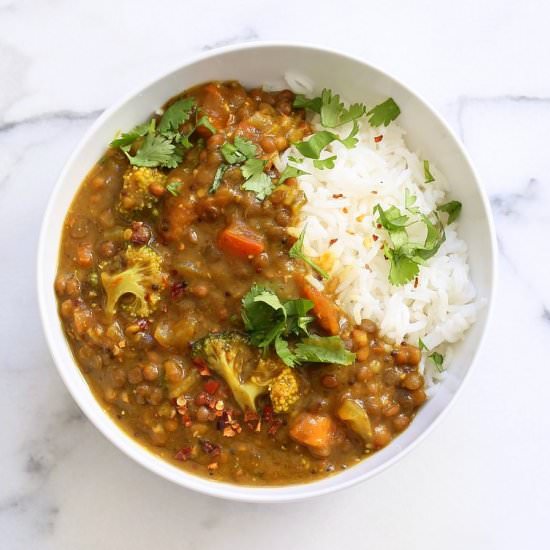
[279,77,481,385]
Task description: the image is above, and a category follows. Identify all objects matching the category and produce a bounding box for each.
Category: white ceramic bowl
[37,42,496,503]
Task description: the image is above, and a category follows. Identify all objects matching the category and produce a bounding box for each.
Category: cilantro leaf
[295,131,338,159]
[234,136,258,159]
[110,122,150,148]
[294,336,355,365]
[384,245,420,286]
[367,98,401,127]
[339,120,360,149]
[320,89,366,128]
[275,336,298,367]
[221,136,258,165]
[429,351,445,372]
[196,115,217,135]
[313,156,337,170]
[293,94,322,113]
[418,338,428,351]
[278,165,309,184]
[166,181,183,196]
[289,227,329,279]
[288,156,303,164]
[241,158,274,200]
[438,200,462,224]
[125,132,182,168]
[423,160,435,183]
[158,97,195,138]
[209,163,229,194]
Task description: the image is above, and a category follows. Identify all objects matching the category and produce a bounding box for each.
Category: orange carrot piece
[218,223,265,257]
[300,280,340,335]
[289,413,338,456]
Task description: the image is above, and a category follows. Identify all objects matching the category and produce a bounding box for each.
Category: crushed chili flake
[376,223,382,229]
[374,135,383,143]
[329,238,338,246]
[170,281,187,300]
[262,405,274,424]
[372,234,379,241]
[174,447,192,461]
[207,462,219,470]
[332,193,344,199]
[200,439,221,457]
[268,419,283,436]
[342,207,349,214]
[414,277,419,288]
[204,379,220,395]
[195,392,210,407]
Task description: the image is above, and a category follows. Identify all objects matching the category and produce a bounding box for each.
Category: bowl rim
[37,40,497,503]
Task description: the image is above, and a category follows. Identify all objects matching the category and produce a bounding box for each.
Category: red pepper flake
[329,238,338,246]
[332,193,344,199]
[342,207,349,214]
[262,405,273,424]
[195,392,210,407]
[244,410,260,431]
[223,426,236,437]
[414,277,419,288]
[170,281,187,300]
[372,234,379,241]
[200,439,221,457]
[374,135,383,143]
[192,358,212,377]
[174,447,192,461]
[376,223,382,229]
[204,379,220,395]
[268,419,283,436]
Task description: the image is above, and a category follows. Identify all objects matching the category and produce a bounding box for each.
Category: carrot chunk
[289,413,338,457]
[218,223,265,257]
[299,280,340,335]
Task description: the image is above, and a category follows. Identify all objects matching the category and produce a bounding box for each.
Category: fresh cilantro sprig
[215,136,275,200]
[423,160,435,183]
[166,181,183,196]
[418,339,445,372]
[241,285,354,367]
[278,164,309,184]
[374,195,448,286]
[437,200,462,224]
[289,227,329,279]
[110,97,216,169]
[241,158,274,200]
[366,98,401,127]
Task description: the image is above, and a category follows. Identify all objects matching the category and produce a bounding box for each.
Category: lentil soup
[55,81,427,485]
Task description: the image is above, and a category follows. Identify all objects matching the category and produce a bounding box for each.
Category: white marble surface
[1,0,549,548]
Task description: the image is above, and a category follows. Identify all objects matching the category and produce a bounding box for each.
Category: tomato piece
[218,223,265,257]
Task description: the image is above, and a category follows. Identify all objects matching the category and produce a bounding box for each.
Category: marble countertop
[1,0,548,548]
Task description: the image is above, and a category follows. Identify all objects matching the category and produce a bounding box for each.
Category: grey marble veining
[1,0,549,548]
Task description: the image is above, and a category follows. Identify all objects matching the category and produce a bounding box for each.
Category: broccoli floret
[192,332,265,411]
[118,166,167,214]
[192,336,302,414]
[100,246,166,317]
[268,368,300,413]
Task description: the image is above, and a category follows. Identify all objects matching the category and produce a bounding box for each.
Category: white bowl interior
[37,43,496,502]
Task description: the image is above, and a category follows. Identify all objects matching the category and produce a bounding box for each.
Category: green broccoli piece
[192,332,265,412]
[118,166,167,214]
[192,336,302,414]
[100,246,166,317]
[268,367,301,413]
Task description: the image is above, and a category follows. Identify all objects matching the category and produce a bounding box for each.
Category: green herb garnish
[374,200,447,286]
[110,122,150,148]
[366,98,401,127]
[124,122,182,169]
[241,158,274,200]
[423,160,435,183]
[313,156,337,170]
[166,181,183,196]
[241,285,352,367]
[158,98,195,138]
[278,165,309,184]
[289,227,329,279]
[437,200,462,224]
[429,351,445,372]
[209,164,228,194]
